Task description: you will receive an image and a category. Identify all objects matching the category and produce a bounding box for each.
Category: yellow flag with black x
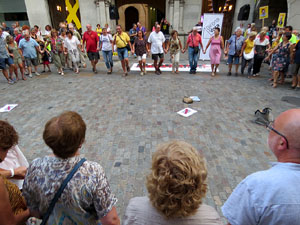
[65,0,81,29]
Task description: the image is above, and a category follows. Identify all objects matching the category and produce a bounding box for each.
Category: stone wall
[287,0,300,31]
[24,0,51,32]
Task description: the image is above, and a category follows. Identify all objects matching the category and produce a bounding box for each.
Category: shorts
[0,57,14,70]
[13,56,22,65]
[117,47,129,60]
[25,57,38,67]
[87,52,100,61]
[152,53,164,61]
[228,55,240,65]
[137,54,147,61]
[292,63,300,75]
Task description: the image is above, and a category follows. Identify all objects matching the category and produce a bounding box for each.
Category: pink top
[187,33,202,47]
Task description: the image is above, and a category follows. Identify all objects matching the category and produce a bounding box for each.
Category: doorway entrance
[125,6,139,31]
[48,0,82,31]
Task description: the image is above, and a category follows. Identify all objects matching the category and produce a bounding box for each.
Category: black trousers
[253,55,264,75]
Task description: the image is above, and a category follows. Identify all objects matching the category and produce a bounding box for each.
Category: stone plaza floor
[0,54,299,224]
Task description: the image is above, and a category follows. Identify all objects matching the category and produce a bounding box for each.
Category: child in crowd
[40,42,51,72]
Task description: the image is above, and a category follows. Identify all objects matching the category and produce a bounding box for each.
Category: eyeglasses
[266,121,289,149]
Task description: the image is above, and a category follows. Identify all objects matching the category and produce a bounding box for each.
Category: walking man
[113,25,132,77]
[82,24,99,73]
[0,27,15,84]
[183,27,204,74]
[148,24,166,75]
[18,30,41,78]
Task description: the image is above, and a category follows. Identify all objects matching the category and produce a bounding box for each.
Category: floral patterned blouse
[23,156,117,225]
[47,37,64,53]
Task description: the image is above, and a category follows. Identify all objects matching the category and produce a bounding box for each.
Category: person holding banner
[183,27,204,74]
[203,27,224,77]
[224,28,245,76]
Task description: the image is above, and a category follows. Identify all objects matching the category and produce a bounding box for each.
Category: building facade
[2,0,300,37]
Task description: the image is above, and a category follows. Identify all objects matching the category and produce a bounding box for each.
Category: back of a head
[147,140,207,219]
[281,109,300,151]
[0,120,18,151]
[43,111,86,159]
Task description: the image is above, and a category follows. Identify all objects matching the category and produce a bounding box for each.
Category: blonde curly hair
[146,140,207,219]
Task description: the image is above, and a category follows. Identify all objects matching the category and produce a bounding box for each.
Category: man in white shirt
[147,24,167,75]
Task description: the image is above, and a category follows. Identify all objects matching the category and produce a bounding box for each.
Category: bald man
[82,24,99,73]
[222,109,300,225]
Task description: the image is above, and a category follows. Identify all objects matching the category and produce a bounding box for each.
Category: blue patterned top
[23,156,117,225]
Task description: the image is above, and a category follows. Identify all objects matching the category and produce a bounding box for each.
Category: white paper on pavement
[190,96,201,102]
[0,104,18,112]
[177,108,197,118]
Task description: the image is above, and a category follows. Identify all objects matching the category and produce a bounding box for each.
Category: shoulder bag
[234,36,241,57]
[40,158,86,225]
[191,34,199,55]
[118,34,131,51]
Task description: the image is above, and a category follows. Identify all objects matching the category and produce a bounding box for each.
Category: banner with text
[200,13,224,60]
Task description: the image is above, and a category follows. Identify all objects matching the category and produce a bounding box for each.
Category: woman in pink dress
[204,27,224,76]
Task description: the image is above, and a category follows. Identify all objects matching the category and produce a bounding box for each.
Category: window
[4,13,28,21]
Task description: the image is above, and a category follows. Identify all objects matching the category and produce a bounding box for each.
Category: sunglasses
[266,121,289,149]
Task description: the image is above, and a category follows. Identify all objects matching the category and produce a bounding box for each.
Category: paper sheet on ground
[177,108,197,117]
[190,96,200,102]
[0,104,18,112]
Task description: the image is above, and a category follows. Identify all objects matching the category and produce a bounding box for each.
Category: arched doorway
[125,6,139,31]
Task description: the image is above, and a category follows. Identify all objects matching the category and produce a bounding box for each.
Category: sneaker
[28,74,33,78]
[144,70,147,74]
[61,72,64,76]
[227,72,232,76]
[35,72,40,76]
[8,79,14,84]
[140,72,144,76]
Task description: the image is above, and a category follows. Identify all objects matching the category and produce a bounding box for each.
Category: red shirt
[187,33,202,47]
[82,31,99,52]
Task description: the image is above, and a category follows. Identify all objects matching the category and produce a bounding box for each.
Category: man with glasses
[222,109,300,225]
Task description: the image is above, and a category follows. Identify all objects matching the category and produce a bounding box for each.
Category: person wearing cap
[224,27,245,76]
[183,27,204,74]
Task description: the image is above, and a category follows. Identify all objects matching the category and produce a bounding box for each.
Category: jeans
[241,56,254,75]
[188,47,199,72]
[102,50,113,69]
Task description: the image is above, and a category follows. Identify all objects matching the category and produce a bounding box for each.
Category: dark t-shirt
[161,23,170,35]
[295,42,300,64]
[134,38,147,56]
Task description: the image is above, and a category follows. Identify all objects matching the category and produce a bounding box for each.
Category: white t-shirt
[100,34,113,51]
[64,36,80,51]
[254,38,269,46]
[148,31,165,54]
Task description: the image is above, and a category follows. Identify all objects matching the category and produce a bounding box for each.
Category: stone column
[95,1,101,25]
[173,0,180,30]
[169,0,174,28]
[24,0,51,32]
[287,0,300,31]
[179,0,185,31]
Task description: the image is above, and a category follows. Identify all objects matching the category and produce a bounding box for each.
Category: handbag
[254,108,273,126]
[118,34,131,51]
[243,48,254,60]
[40,158,86,225]
[234,36,241,57]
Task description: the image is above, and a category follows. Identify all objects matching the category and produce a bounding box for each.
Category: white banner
[200,13,224,60]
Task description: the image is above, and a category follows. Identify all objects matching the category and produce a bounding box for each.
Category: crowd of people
[0,108,300,224]
[1,20,300,89]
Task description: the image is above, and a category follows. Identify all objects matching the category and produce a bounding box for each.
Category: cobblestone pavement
[0,54,299,224]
